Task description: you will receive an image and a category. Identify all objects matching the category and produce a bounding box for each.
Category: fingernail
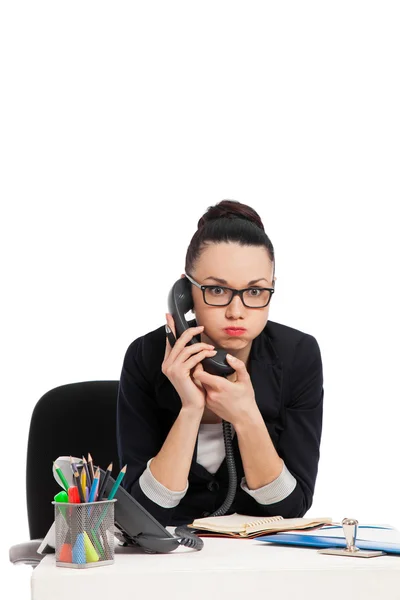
[227,354,236,360]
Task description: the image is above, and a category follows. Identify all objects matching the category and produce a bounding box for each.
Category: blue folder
[257,532,400,555]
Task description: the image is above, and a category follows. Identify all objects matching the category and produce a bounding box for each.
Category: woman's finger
[177,342,215,361]
[226,354,250,382]
[184,349,217,372]
[165,321,204,361]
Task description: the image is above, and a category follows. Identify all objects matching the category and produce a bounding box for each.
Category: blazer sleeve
[244,333,324,518]
[116,336,180,525]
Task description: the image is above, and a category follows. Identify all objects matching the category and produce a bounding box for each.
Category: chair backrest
[26,381,120,540]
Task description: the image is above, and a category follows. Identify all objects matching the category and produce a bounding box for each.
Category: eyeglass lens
[204,286,271,307]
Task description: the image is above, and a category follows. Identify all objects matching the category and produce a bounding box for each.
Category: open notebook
[188,513,332,538]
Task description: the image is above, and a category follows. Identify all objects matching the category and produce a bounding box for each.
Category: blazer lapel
[247,327,284,424]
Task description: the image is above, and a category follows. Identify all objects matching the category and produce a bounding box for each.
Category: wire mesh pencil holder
[53,500,116,568]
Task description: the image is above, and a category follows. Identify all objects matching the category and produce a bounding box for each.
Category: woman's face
[187,242,275,358]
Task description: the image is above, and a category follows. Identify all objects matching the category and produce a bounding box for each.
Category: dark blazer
[117,319,324,527]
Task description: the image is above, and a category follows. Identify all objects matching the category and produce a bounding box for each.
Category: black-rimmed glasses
[185,273,275,308]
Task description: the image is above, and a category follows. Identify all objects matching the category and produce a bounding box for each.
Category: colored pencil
[54,462,70,491]
[88,467,100,503]
[82,455,91,487]
[80,465,87,498]
[73,471,86,503]
[87,453,95,482]
[98,462,113,501]
[69,456,79,475]
[108,465,127,500]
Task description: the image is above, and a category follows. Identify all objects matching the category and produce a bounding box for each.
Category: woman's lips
[223,328,247,336]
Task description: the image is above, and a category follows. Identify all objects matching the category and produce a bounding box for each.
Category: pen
[108,465,127,500]
[54,462,70,491]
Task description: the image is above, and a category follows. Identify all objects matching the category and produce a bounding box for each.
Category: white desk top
[32,535,400,600]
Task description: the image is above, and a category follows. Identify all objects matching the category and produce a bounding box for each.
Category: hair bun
[197,199,265,231]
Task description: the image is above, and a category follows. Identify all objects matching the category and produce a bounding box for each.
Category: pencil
[82,455,91,487]
[54,462,70,491]
[88,467,100,503]
[80,465,87,500]
[107,465,127,500]
[98,462,113,501]
[70,456,79,474]
[73,471,85,503]
[87,453,95,483]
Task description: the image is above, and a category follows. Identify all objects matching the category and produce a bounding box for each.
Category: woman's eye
[248,288,261,296]
[210,286,226,295]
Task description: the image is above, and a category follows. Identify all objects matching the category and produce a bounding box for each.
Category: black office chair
[9,381,120,566]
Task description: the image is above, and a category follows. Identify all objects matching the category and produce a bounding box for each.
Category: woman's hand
[162,313,217,412]
[192,354,259,426]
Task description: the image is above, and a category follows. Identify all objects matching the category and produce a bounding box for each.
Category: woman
[117,200,324,527]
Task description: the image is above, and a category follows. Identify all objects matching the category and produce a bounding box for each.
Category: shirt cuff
[240,461,297,505]
[138,458,188,508]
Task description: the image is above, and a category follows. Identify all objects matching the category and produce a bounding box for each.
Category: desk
[32,536,400,600]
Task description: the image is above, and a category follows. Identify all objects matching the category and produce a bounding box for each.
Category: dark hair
[185,200,275,277]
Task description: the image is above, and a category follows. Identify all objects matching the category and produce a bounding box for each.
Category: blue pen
[88,468,100,503]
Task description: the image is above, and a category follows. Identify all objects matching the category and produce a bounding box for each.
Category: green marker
[107,465,127,499]
[54,490,68,503]
[54,462,70,491]
[54,490,69,520]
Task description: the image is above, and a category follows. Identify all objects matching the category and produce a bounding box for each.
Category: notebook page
[191,513,283,533]
[245,516,332,535]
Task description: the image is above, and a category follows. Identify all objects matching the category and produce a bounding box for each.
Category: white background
[1,1,399,596]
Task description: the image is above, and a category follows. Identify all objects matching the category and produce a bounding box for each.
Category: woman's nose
[225,294,245,318]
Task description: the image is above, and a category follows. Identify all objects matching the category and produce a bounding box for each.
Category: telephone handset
[167,276,238,528]
[167,276,235,377]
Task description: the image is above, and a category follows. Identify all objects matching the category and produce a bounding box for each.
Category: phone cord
[174,419,237,550]
[208,419,237,516]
